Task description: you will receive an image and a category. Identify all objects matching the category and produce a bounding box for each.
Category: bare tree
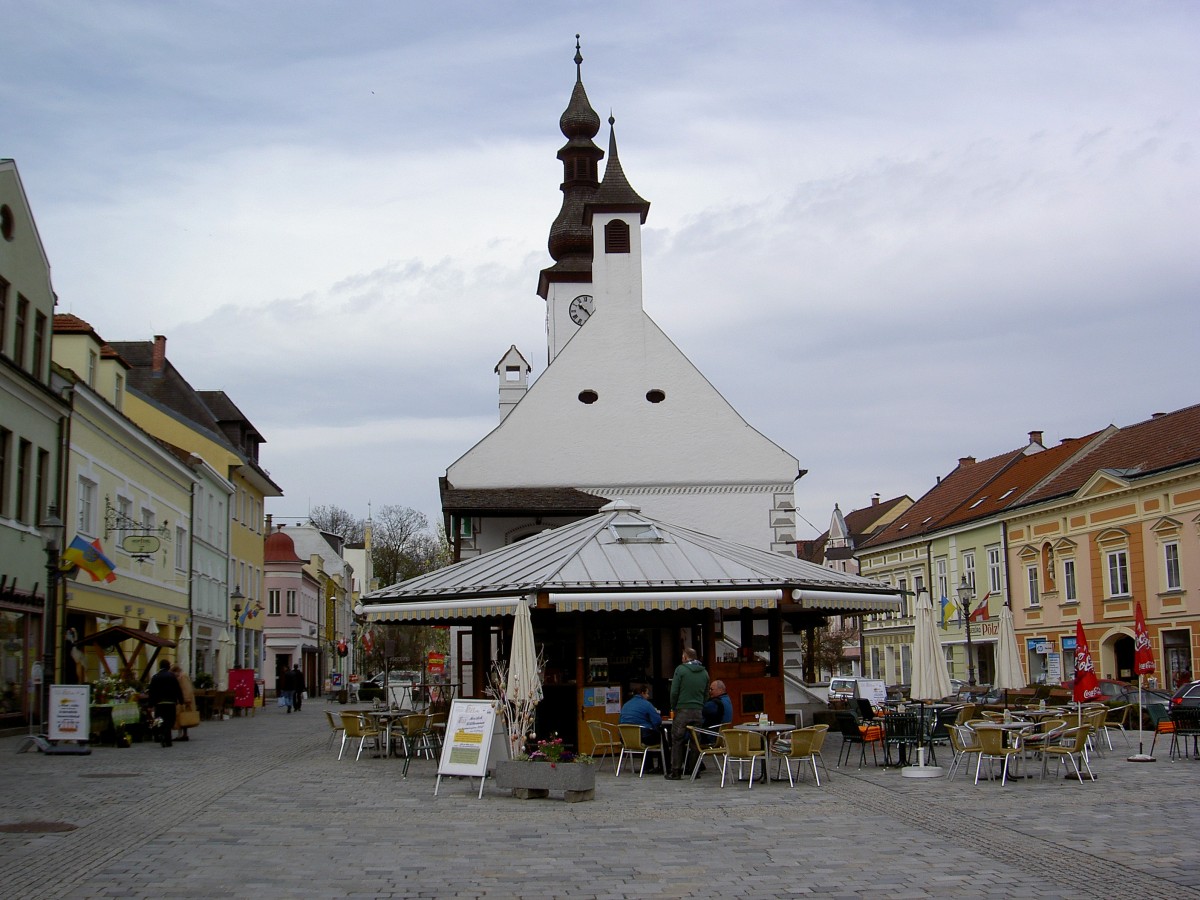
[810,622,861,680]
[307,504,364,544]
[372,505,450,586]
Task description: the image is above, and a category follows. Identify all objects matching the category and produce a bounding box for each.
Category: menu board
[856,679,888,706]
[49,685,91,741]
[436,699,497,782]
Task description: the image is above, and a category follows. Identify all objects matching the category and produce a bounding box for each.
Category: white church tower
[442,39,801,559]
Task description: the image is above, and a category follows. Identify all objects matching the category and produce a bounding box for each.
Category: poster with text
[49,684,91,741]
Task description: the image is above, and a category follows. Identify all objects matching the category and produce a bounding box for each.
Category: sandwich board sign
[435,699,497,799]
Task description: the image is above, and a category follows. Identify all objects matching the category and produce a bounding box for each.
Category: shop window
[740,692,765,715]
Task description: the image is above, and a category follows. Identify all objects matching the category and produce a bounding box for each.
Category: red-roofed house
[1004,404,1200,688]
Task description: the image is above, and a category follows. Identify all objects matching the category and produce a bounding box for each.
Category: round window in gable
[0,205,14,241]
[646,389,666,403]
[578,390,599,404]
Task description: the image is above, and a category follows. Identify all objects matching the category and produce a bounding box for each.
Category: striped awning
[549,589,781,613]
[789,589,903,613]
[359,597,523,623]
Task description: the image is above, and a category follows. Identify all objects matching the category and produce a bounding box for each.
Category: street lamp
[956,577,978,686]
[39,505,64,727]
[230,586,245,669]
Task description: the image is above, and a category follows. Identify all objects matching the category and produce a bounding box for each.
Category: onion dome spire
[540,35,604,297]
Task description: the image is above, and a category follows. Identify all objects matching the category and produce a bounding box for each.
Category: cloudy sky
[5,1,1198,539]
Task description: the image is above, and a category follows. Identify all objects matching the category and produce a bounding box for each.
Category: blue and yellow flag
[63,535,117,583]
[939,595,951,628]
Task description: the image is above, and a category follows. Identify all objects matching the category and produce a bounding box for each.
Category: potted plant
[493,737,596,802]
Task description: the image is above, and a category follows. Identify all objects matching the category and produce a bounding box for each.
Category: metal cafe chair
[616,724,665,777]
[586,720,621,774]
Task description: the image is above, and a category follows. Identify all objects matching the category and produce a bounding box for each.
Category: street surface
[1,705,1197,899]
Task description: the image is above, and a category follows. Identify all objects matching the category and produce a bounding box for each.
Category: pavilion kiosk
[359,502,900,752]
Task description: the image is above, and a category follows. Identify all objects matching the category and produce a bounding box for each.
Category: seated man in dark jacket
[701,679,734,738]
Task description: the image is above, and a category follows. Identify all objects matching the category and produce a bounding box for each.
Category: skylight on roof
[969,496,988,509]
[999,488,1016,500]
[609,522,664,543]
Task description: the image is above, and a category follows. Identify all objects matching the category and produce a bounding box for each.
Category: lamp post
[39,505,64,728]
[957,577,978,686]
[230,586,245,669]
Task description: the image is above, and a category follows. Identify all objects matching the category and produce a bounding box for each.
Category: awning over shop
[789,589,903,612]
[359,596,523,623]
[548,589,781,613]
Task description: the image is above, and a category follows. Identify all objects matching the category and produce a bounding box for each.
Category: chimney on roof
[1151,412,1165,419]
[265,513,273,533]
[872,493,880,506]
[959,456,976,467]
[1029,430,1044,446]
[152,334,167,375]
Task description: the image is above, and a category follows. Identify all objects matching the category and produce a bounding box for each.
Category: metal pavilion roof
[359,501,900,621]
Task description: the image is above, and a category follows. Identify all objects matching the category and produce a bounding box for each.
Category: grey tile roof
[366,500,895,602]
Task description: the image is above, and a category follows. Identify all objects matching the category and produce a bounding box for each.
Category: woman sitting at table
[619,684,663,749]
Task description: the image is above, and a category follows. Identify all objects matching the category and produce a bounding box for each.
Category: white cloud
[6,1,1199,535]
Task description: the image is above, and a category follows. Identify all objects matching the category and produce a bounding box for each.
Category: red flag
[360,629,374,654]
[1072,619,1102,703]
[969,591,991,622]
[1132,602,1155,676]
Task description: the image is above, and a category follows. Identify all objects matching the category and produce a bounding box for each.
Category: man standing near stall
[666,648,708,780]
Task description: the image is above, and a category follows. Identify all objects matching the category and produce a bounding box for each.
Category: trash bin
[337,689,348,704]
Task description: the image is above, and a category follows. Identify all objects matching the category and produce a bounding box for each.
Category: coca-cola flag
[360,628,375,654]
[1133,601,1156,676]
[1073,619,1102,703]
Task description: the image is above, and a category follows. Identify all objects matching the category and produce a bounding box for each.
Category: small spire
[574,34,583,80]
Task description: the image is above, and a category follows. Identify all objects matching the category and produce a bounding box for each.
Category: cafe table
[363,709,407,758]
[733,722,795,783]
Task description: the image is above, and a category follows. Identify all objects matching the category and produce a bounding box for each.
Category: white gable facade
[442,46,799,559]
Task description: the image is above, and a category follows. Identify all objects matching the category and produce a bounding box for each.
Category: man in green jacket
[667,647,709,779]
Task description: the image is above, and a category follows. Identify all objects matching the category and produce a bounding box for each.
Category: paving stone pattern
[1,708,1197,899]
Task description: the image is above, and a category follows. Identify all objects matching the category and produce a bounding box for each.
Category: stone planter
[493,760,596,802]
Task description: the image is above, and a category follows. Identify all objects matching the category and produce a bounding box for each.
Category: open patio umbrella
[903,591,952,778]
[1129,601,1157,763]
[503,596,542,759]
[993,605,1027,705]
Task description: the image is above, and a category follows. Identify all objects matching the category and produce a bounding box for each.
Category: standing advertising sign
[49,685,91,742]
[435,699,497,798]
[229,669,256,708]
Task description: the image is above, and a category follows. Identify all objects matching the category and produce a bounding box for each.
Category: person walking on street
[667,648,708,779]
[170,663,197,741]
[288,664,305,712]
[148,658,184,747]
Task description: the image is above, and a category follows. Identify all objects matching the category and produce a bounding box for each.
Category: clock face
[569,294,595,325]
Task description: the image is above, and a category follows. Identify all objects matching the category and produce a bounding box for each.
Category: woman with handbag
[171,663,199,741]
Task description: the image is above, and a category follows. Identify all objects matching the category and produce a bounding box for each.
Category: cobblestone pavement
[1,707,1197,899]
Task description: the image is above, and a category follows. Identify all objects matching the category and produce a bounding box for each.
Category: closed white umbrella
[911,591,953,703]
[993,605,1027,695]
[903,591,952,777]
[503,597,542,758]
